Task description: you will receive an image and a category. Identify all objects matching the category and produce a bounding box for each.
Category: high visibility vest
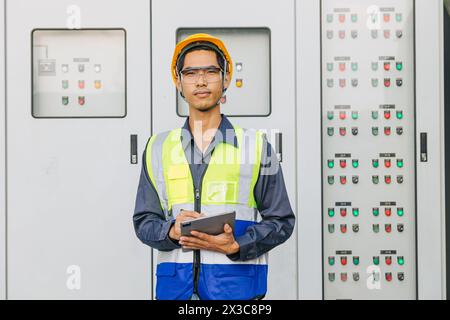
[145,125,268,300]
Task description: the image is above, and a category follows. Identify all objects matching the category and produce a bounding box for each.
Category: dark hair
[176,44,225,74]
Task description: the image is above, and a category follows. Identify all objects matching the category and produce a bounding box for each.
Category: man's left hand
[179,224,240,255]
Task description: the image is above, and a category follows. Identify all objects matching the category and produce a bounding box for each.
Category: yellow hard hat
[171,33,233,86]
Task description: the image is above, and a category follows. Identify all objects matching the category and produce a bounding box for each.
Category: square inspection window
[32,29,126,118]
[176,27,271,117]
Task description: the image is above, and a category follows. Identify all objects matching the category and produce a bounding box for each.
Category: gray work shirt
[133,114,295,261]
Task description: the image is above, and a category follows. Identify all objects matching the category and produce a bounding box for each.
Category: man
[133,33,295,300]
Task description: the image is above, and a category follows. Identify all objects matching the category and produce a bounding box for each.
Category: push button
[385,272,393,282]
[385,175,392,184]
[340,176,347,185]
[384,126,391,136]
[353,272,360,282]
[373,224,380,233]
[339,127,346,136]
[372,175,379,184]
[352,224,359,233]
[352,175,359,184]
[327,127,334,136]
[340,224,347,233]
[328,176,335,185]
[328,273,335,282]
[385,224,392,233]
[328,224,335,233]
[351,127,358,136]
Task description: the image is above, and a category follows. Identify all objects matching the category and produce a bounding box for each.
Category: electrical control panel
[321,0,416,299]
[32,29,126,118]
[176,28,271,117]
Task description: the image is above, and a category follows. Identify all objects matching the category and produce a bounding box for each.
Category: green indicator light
[352,159,359,168]
[327,111,334,120]
[329,257,335,266]
[396,62,403,71]
[373,208,380,217]
[352,111,358,120]
[372,159,379,168]
[397,208,404,217]
[373,256,380,265]
[371,111,379,119]
[328,160,334,168]
[328,208,335,217]
[352,208,359,217]
[397,159,404,168]
[396,110,403,119]
[398,256,405,266]
[351,14,357,22]
[353,256,360,266]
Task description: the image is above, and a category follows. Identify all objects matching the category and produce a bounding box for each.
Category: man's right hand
[169,210,203,241]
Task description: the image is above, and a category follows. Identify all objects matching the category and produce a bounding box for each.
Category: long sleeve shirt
[133,114,295,261]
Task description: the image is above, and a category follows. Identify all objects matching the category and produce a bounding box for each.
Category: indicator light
[351,14,357,22]
[372,127,379,136]
[352,208,359,217]
[372,175,379,184]
[339,127,346,136]
[384,159,391,168]
[236,79,243,88]
[327,63,333,72]
[339,63,346,72]
[340,160,346,168]
[339,31,345,39]
[385,208,392,217]
[385,224,392,233]
[353,256,360,266]
[351,62,358,71]
[62,80,69,89]
[78,80,85,89]
[385,256,392,265]
[328,224,335,233]
[385,272,393,282]
[385,175,392,184]
[384,110,391,119]
[352,159,359,168]
[327,111,334,120]
[396,62,403,71]
[372,159,379,168]
[373,224,380,233]
[398,256,405,266]
[339,14,345,23]
[341,273,348,282]
[384,30,391,39]
[396,13,402,22]
[328,273,335,282]
[372,207,380,217]
[328,176,335,185]
[373,256,380,265]
[372,78,379,87]
[327,127,334,136]
[328,256,335,266]
[340,208,347,217]
[396,110,403,119]
[397,207,404,217]
[340,256,347,266]
[384,126,391,136]
[327,14,333,23]
[340,176,347,185]
[339,111,346,120]
[340,224,347,233]
[78,96,85,106]
[62,96,69,106]
[339,79,346,87]
[328,208,335,217]
[384,62,391,71]
[327,160,334,168]
[383,13,390,22]
[351,111,358,120]
[372,62,378,71]
[384,78,391,88]
[94,80,102,89]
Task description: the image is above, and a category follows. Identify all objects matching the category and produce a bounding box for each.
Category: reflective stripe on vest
[146,125,268,300]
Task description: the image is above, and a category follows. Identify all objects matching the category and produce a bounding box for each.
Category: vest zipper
[193,167,207,296]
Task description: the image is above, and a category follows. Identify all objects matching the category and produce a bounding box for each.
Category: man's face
[176,50,230,111]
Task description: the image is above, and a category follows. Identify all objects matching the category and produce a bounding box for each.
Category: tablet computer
[180,211,236,237]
